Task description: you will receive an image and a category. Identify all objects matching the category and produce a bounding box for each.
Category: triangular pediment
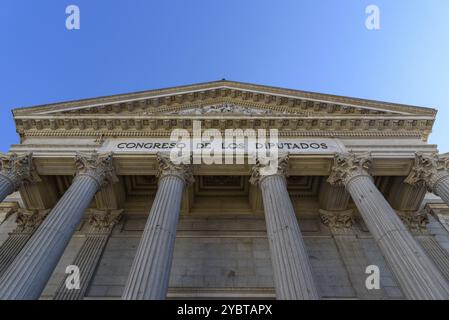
[13,80,436,118]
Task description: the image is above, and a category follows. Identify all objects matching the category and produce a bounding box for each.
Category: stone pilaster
[250,154,318,300]
[0,152,117,300]
[319,209,386,299]
[329,152,449,300]
[429,204,449,234]
[122,153,194,300]
[53,209,122,300]
[0,209,49,277]
[398,210,449,282]
[0,153,38,203]
[405,153,449,206]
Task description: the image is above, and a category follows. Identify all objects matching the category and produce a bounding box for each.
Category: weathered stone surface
[122,153,193,300]
[0,153,37,203]
[406,153,449,206]
[329,152,449,300]
[0,152,116,300]
[251,155,319,300]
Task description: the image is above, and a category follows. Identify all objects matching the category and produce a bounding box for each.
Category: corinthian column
[122,153,194,300]
[0,209,49,278]
[0,153,38,202]
[328,152,449,300]
[0,152,117,300]
[405,152,449,206]
[250,154,318,300]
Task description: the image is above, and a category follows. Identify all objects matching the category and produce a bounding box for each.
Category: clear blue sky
[1,0,448,152]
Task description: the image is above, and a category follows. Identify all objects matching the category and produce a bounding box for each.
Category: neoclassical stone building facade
[0,80,449,300]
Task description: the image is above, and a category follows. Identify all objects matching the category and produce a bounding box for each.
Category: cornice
[19,129,427,139]
[12,80,436,116]
[15,116,433,141]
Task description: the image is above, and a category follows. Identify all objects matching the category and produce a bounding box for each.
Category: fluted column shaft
[251,154,318,300]
[433,173,449,206]
[122,153,193,300]
[0,176,99,299]
[0,209,48,278]
[0,152,115,300]
[259,174,319,300]
[330,152,449,299]
[0,173,18,203]
[0,233,30,277]
[346,175,449,299]
[122,175,185,300]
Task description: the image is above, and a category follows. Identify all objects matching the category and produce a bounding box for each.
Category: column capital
[396,210,429,234]
[156,153,194,185]
[319,209,354,231]
[87,209,123,234]
[13,208,49,234]
[0,153,40,189]
[74,151,118,188]
[249,153,289,185]
[327,152,372,187]
[405,152,449,192]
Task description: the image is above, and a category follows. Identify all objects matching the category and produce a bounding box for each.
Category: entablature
[19,153,424,177]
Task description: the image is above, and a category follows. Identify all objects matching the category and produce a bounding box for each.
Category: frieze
[98,138,346,154]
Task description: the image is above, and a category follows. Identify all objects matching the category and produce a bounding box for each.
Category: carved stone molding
[0,203,19,225]
[13,81,435,117]
[397,210,429,234]
[0,153,39,190]
[249,153,289,185]
[166,103,287,116]
[20,129,427,140]
[327,152,372,187]
[156,153,194,185]
[319,209,354,230]
[13,208,49,234]
[405,152,449,192]
[442,153,449,171]
[74,151,118,188]
[87,209,123,233]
